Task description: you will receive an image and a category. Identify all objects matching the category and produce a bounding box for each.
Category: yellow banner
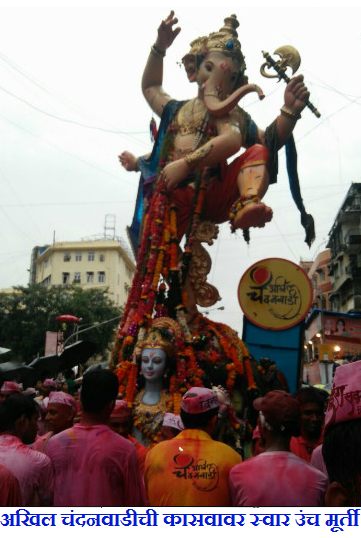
[238,258,312,330]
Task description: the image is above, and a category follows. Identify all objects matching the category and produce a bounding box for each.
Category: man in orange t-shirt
[144,387,241,506]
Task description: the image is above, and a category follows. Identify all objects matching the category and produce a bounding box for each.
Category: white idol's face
[141,348,167,383]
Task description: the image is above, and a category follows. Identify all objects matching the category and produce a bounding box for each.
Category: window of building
[62,272,70,285]
[318,269,325,281]
[86,272,94,283]
[88,252,95,262]
[42,275,51,287]
[73,272,81,284]
[99,254,105,262]
[44,258,50,268]
[125,266,133,279]
[98,271,105,283]
[64,253,71,262]
[332,296,340,311]
[75,252,82,262]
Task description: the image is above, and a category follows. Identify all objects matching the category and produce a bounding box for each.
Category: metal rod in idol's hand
[261,47,321,118]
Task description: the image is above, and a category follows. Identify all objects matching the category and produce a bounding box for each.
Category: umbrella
[59,340,97,370]
[83,361,109,375]
[28,354,61,379]
[56,315,81,323]
[0,361,36,387]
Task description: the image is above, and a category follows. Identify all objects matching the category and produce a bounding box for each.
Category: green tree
[0,284,122,363]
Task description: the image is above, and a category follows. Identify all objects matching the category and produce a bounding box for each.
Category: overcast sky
[0,0,360,334]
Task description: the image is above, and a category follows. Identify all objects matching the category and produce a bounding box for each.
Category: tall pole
[62,315,122,348]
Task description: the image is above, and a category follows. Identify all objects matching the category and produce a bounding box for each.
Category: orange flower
[244,356,257,390]
[125,363,138,405]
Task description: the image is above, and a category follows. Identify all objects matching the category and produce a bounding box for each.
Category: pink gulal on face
[220,61,232,73]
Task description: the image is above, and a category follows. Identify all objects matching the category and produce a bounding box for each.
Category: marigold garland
[244,356,257,390]
[172,392,182,415]
[125,362,138,405]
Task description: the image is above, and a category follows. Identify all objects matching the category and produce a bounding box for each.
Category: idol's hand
[118,151,138,172]
[160,159,189,190]
[284,74,310,115]
[213,385,231,414]
[155,10,181,52]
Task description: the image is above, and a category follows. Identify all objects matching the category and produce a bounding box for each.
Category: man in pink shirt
[0,393,54,506]
[45,370,146,506]
[0,464,23,506]
[33,391,77,452]
[229,390,327,506]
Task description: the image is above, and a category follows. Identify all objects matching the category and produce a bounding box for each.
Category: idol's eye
[141,357,149,364]
[153,357,163,364]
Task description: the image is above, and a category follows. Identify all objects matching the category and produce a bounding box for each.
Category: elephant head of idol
[182,14,264,117]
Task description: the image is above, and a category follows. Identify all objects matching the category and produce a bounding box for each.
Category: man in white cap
[108,400,148,473]
[159,412,184,441]
[322,360,361,505]
[35,378,59,435]
[33,391,77,452]
[41,378,57,395]
[0,381,21,403]
[144,386,241,505]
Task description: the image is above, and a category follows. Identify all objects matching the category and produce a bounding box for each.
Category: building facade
[302,184,361,370]
[30,239,135,307]
[327,183,361,313]
[300,249,332,311]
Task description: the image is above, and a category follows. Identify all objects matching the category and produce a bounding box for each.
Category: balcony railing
[345,232,361,252]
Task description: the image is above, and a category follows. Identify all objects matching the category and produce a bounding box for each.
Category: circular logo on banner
[238,258,313,330]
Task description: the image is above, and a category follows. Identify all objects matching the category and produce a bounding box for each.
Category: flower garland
[115,360,133,396]
[117,112,178,338]
[180,169,207,283]
[244,356,257,390]
[125,362,138,405]
[169,204,178,271]
[169,374,182,414]
[133,389,168,445]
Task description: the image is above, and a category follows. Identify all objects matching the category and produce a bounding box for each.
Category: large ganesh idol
[113,11,312,450]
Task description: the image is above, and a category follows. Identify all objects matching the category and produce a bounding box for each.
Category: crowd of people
[0,358,360,507]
